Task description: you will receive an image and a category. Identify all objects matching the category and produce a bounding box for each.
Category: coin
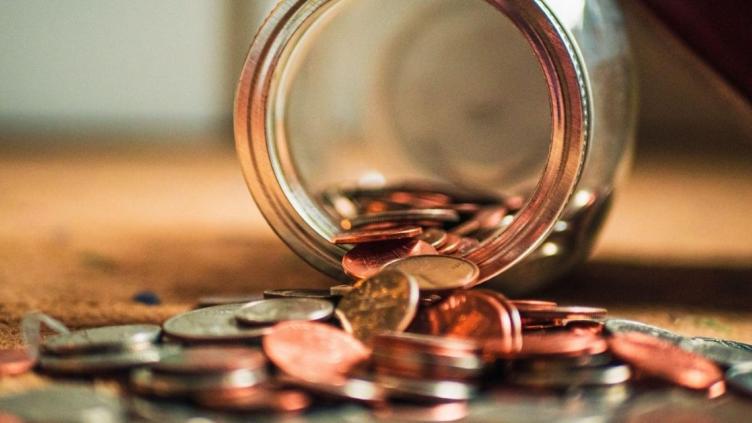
[162,304,272,342]
[425,291,509,342]
[725,362,752,397]
[418,228,448,248]
[603,319,683,345]
[263,288,335,300]
[383,255,479,291]
[376,374,476,401]
[450,206,507,236]
[152,346,266,374]
[332,225,423,244]
[483,291,523,354]
[234,298,334,325]
[131,367,266,397]
[0,348,34,376]
[263,321,370,385]
[196,293,263,308]
[335,270,419,344]
[279,374,386,403]
[492,331,607,358]
[436,233,462,254]
[678,337,752,368]
[330,284,354,296]
[509,363,631,388]
[510,300,558,311]
[346,209,459,229]
[42,324,161,355]
[342,239,438,280]
[39,345,176,374]
[608,332,724,391]
[194,387,311,412]
[0,385,126,423]
[372,401,469,422]
[519,306,607,321]
[454,237,480,256]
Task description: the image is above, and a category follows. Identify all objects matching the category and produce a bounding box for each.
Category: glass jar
[234,0,635,295]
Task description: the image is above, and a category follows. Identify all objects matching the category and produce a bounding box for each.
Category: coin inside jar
[335,270,419,344]
[382,255,480,292]
[341,239,438,280]
[234,298,334,325]
[332,225,423,244]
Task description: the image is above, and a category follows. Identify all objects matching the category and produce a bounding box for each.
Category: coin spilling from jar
[1,183,751,421]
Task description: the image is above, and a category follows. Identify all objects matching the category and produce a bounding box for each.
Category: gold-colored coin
[335,270,419,344]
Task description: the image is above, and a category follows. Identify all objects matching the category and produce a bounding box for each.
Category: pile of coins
[2,183,752,420]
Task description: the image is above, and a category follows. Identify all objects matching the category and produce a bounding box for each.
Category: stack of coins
[38,324,172,374]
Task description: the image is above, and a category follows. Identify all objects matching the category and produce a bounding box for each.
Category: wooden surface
[0,142,751,355]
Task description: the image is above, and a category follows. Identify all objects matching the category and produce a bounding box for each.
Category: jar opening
[236,0,590,283]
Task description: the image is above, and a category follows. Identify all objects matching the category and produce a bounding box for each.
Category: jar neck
[234,0,591,283]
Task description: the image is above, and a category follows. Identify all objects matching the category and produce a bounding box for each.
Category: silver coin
[0,385,125,423]
[263,288,335,300]
[196,293,263,308]
[725,362,752,396]
[680,337,752,367]
[234,298,334,325]
[162,303,272,342]
[603,319,684,344]
[509,363,632,388]
[375,374,476,401]
[349,209,460,228]
[131,367,267,398]
[129,396,246,423]
[373,350,483,380]
[279,374,385,403]
[39,345,177,374]
[330,284,354,296]
[42,324,161,355]
[383,255,480,291]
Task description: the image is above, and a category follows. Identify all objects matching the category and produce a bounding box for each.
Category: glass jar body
[235,0,635,294]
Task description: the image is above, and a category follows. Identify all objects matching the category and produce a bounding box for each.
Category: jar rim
[234,0,591,283]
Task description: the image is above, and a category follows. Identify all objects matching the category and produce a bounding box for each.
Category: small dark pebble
[132,291,161,306]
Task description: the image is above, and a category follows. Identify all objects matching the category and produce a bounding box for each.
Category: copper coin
[450,206,507,236]
[510,299,558,311]
[608,332,724,391]
[425,291,509,342]
[335,270,420,344]
[195,387,310,413]
[489,331,607,358]
[373,332,480,356]
[481,290,522,354]
[342,239,438,280]
[383,255,479,292]
[418,228,448,249]
[566,320,605,335]
[0,349,34,376]
[437,233,462,254]
[519,305,607,320]
[385,191,452,208]
[454,237,480,256]
[348,209,459,228]
[263,321,369,384]
[332,225,422,245]
[152,346,266,374]
[279,374,386,403]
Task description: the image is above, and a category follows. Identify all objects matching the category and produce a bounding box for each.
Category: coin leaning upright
[383,255,479,291]
[335,269,419,344]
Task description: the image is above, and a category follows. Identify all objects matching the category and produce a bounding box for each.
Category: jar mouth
[235,0,590,284]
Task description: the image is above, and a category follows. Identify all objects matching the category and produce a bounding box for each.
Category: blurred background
[0,1,751,345]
